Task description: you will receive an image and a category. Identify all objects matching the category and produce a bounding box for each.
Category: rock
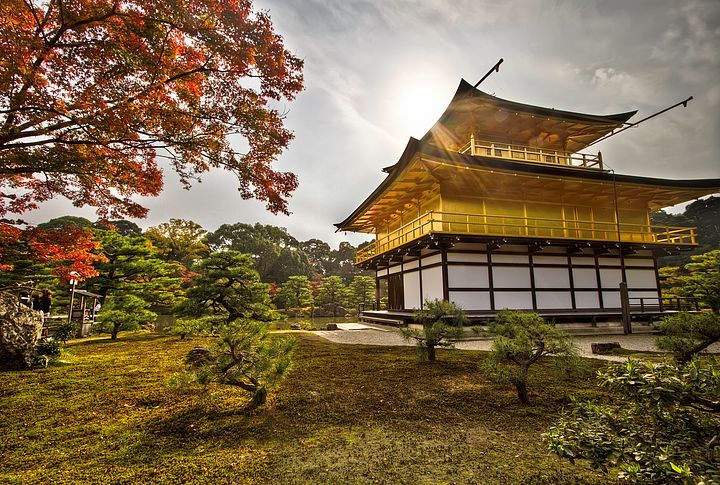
[0,292,44,370]
[185,346,212,367]
[290,323,302,330]
[326,323,338,331]
[591,342,621,355]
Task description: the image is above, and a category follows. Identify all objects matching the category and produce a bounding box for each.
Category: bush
[487,310,580,405]
[657,311,720,365]
[35,338,61,358]
[54,321,78,343]
[401,299,467,362]
[548,359,720,482]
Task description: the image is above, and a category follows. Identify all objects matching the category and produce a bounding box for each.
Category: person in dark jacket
[31,294,41,311]
[39,289,52,316]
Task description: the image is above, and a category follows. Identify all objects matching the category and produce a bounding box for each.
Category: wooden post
[620,282,632,335]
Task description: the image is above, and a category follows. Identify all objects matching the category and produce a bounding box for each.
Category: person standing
[39,289,52,317]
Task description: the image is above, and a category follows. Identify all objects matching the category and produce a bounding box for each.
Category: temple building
[335,79,720,324]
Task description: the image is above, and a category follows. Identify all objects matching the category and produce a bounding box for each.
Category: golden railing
[355,211,696,264]
[458,136,604,170]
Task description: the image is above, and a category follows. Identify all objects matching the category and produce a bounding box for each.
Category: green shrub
[35,338,61,358]
[54,321,78,343]
[548,358,720,482]
[401,299,467,362]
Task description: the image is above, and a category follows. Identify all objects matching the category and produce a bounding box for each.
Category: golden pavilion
[336,79,720,324]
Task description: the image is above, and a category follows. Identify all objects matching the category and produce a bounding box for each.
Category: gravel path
[313,326,720,362]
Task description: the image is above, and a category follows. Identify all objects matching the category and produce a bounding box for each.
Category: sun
[389,77,451,138]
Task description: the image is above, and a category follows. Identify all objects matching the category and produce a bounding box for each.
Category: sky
[25,0,720,247]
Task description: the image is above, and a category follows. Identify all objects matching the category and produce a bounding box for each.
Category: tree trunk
[515,366,530,405]
[248,386,267,410]
[111,323,119,340]
[427,342,436,361]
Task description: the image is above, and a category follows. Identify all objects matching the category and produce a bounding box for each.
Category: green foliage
[661,249,720,314]
[144,219,208,268]
[35,338,61,358]
[653,196,720,267]
[94,294,157,339]
[87,230,184,306]
[487,310,580,404]
[54,321,78,343]
[657,312,720,364]
[179,319,295,410]
[206,223,311,283]
[165,318,212,340]
[348,275,375,308]
[548,359,720,483]
[275,275,313,309]
[316,276,350,315]
[36,216,93,231]
[175,251,277,325]
[401,299,467,361]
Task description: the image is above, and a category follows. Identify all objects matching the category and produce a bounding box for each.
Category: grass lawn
[0,332,615,484]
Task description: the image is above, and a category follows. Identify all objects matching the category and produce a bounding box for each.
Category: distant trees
[94,294,156,340]
[145,219,208,268]
[487,310,579,405]
[275,276,314,310]
[348,276,375,308]
[653,196,719,267]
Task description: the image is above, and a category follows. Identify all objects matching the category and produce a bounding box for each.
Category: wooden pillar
[620,282,632,335]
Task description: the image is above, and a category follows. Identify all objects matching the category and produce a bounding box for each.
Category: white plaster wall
[494,291,533,309]
[448,265,489,288]
[423,254,442,265]
[575,291,600,309]
[571,256,595,266]
[603,291,621,308]
[533,255,568,265]
[492,266,531,288]
[534,267,570,288]
[421,267,444,302]
[536,291,573,309]
[492,254,529,264]
[449,291,491,310]
[598,257,621,266]
[447,253,488,263]
[388,264,403,275]
[600,269,622,289]
[572,268,597,288]
[403,271,421,310]
[626,269,657,289]
[376,269,388,278]
[625,258,655,267]
[404,260,420,270]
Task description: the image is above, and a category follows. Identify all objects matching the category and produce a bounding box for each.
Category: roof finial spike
[473,58,504,89]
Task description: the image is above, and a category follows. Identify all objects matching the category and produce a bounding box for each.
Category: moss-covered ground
[0,332,614,484]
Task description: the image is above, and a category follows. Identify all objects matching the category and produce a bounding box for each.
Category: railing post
[470,134,475,156]
[598,151,603,170]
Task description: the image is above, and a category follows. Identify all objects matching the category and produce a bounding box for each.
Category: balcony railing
[458,136,604,170]
[355,211,696,264]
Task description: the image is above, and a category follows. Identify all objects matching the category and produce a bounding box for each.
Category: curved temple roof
[336,138,720,232]
[420,79,636,154]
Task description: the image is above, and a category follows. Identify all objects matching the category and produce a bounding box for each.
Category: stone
[326,323,338,331]
[290,323,302,330]
[185,346,212,367]
[591,342,621,355]
[0,292,44,370]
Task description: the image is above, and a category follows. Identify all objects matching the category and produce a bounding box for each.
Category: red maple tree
[0,0,303,278]
[0,0,303,219]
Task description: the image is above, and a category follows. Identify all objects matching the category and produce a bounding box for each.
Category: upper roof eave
[335,140,720,232]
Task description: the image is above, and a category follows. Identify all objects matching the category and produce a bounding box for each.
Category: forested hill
[651,196,719,267]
